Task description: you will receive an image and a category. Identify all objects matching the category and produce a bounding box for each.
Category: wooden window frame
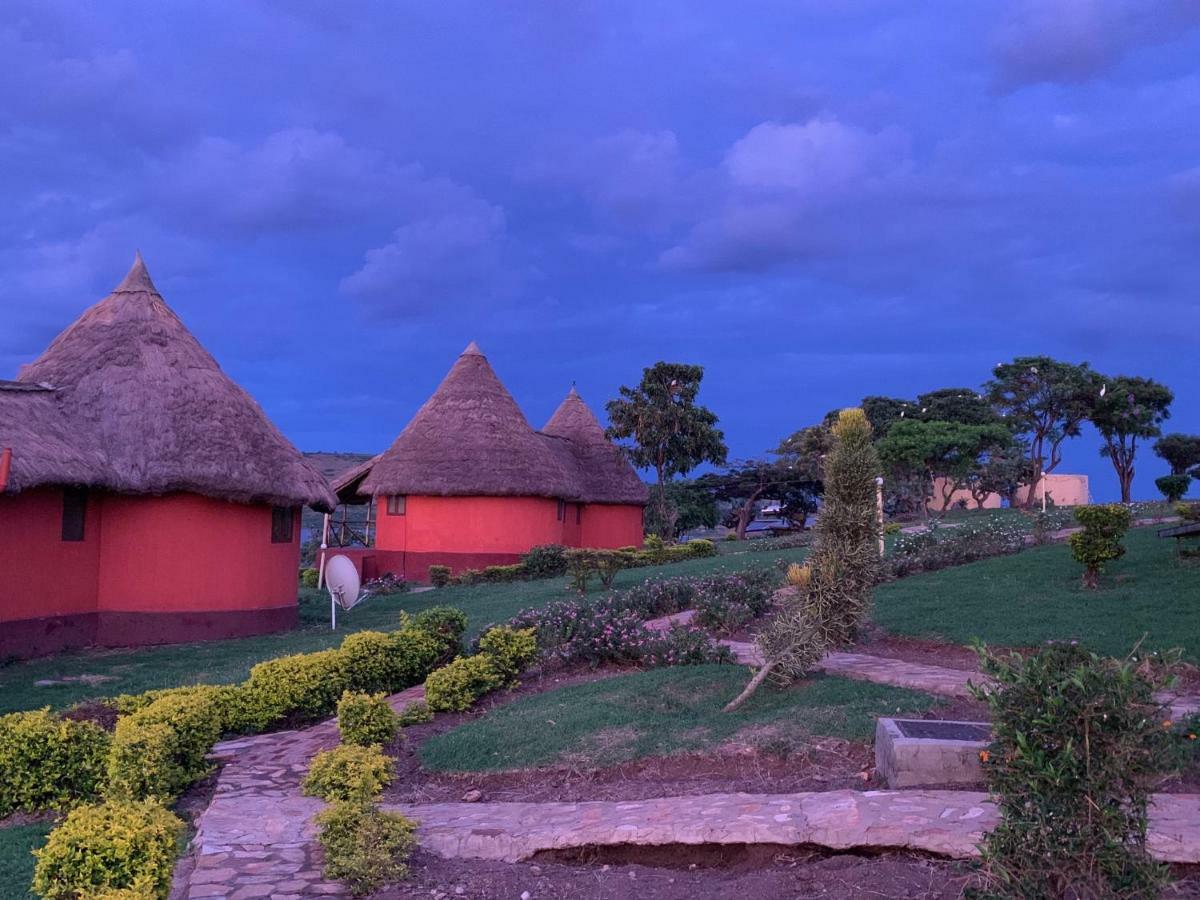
[386,495,407,516]
[61,488,87,542]
[271,506,294,543]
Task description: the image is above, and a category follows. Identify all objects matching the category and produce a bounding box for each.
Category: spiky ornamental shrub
[1069,503,1132,589]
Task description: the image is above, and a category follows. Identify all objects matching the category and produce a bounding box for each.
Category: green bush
[32,799,183,900]
[424,655,502,712]
[883,521,902,535]
[971,643,1174,898]
[428,565,452,587]
[1178,501,1200,522]
[315,801,416,896]
[111,684,258,735]
[478,563,527,582]
[687,538,717,558]
[643,533,665,551]
[337,692,400,747]
[0,709,110,816]
[565,548,633,592]
[477,626,537,686]
[1069,503,1132,589]
[244,648,349,726]
[301,567,320,588]
[520,543,569,578]
[302,743,394,802]
[106,690,223,801]
[396,701,433,726]
[410,606,468,662]
[340,629,439,695]
[1156,474,1191,503]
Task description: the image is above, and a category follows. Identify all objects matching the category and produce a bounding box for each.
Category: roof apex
[462,340,484,356]
[113,251,160,295]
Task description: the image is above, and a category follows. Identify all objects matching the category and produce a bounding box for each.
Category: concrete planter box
[875,718,990,789]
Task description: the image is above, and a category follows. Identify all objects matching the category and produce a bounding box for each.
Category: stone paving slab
[384,790,1200,865]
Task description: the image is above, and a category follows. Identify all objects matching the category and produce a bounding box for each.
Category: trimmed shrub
[111,684,258,736]
[1069,503,1132,589]
[396,701,433,726]
[971,643,1173,898]
[315,801,417,896]
[687,538,717,558]
[303,743,394,802]
[337,692,400,747]
[106,690,223,801]
[410,606,468,663]
[565,548,633,592]
[301,567,320,588]
[428,565,452,587]
[520,543,569,578]
[477,626,537,685]
[0,709,110,816]
[340,629,440,696]
[1156,474,1191,503]
[424,655,502,712]
[244,648,349,727]
[32,799,183,900]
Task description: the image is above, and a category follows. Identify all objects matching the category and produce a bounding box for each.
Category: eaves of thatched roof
[3,255,335,511]
[541,386,649,505]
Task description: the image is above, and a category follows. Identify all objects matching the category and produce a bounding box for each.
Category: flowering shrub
[363,573,408,594]
[642,625,734,667]
[884,519,1026,579]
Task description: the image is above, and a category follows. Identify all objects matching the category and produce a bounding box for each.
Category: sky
[3,0,1199,502]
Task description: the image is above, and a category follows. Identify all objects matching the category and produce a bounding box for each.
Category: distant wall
[927,473,1090,512]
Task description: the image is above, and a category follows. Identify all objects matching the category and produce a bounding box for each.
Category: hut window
[61,488,87,542]
[557,499,566,521]
[271,506,294,543]
[387,495,406,516]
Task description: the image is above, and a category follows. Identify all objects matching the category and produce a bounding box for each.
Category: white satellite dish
[325,555,361,630]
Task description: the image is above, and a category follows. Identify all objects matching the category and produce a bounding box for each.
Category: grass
[873,526,1200,661]
[419,665,942,772]
[0,547,806,715]
[0,823,50,899]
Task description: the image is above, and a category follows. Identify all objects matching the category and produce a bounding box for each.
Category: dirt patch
[61,699,120,731]
[0,809,58,828]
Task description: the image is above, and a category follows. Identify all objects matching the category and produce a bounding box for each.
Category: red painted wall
[580,503,645,549]
[0,487,101,620]
[96,494,299,613]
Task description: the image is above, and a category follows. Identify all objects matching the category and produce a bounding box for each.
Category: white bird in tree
[1099,383,1107,398]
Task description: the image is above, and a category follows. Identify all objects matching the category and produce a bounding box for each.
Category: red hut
[0,255,335,660]
[334,342,647,580]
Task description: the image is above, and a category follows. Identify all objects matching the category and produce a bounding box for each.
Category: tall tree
[877,419,1014,518]
[703,459,821,540]
[642,478,718,539]
[861,396,915,436]
[965,445,1034,509]
[917,387,1001,426]
[606,362,727,539]
[1091,376,1173,503]
[985,357,1097,509]
[1153,434,1200,476]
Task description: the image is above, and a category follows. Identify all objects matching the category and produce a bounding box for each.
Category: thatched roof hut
[358,344,645,505]
[6,255,334,511]
[542,387,649,505]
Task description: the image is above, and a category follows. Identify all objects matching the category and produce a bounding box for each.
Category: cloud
[992,0,1200,90]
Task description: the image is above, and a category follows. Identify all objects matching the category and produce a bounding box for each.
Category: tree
[1090,375,1173,503]
[878,420,1014,518]
[985,357,1097,509]
[965,445,1035,509]
[1153,434,1200,476]
[726,409,880,711]
[703,460,821,540]
[606,362,727,540]
[861,396,915,436]
[917,387,1001,426]
[643,478,718,539]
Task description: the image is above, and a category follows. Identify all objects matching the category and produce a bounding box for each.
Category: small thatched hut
[0,255,335,659]
[334,343,647,580]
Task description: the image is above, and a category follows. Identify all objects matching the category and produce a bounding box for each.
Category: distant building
[0,256,335,660]
[332,343,647,580]
[928,473,1090,512]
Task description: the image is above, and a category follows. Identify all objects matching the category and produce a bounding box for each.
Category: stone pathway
[383,789,1200,865]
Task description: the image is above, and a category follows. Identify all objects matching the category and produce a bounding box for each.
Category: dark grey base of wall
[0,605,298,662]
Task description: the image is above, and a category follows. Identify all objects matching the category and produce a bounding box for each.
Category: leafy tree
[1153,433,1200,476]
[917,387,1001,426]
[985,357,1097,509]
[726,409,880,711]
[1155,474,1191,503]
[861,396,915,436]
[606,362,727,539]
[965,445,1035,509]
[877,419,1013,518]
[703,459,820,540]
[1090,376,1173,503]
[642,478,718,539]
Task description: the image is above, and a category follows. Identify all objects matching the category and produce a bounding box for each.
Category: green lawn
[873,526,1199,660]
[0,548,806,715]
[0,823,50,899]
[420,665,942,772]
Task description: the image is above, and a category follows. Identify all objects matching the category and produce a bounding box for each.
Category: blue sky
[3,1,1198,500]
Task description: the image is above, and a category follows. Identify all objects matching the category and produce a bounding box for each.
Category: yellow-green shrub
[111,684,257,735]
[32,799,183,900]
[477,626,537,686]
[302,743,394,802]
[396,700,433,726]
[301,566,320,588]
[337,692,400,747]
[409,606,468,662]
[106,691,223,801]
[340,628,439,695]
[315,801,416,896]
[243,648,349,726]
[0,709,109,816]
[424,655,502,712]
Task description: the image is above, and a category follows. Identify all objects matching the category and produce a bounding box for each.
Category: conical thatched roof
[6,255,335,510]
[362,343,578,498]
[0,382,112,493]
[542,387,649,504]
